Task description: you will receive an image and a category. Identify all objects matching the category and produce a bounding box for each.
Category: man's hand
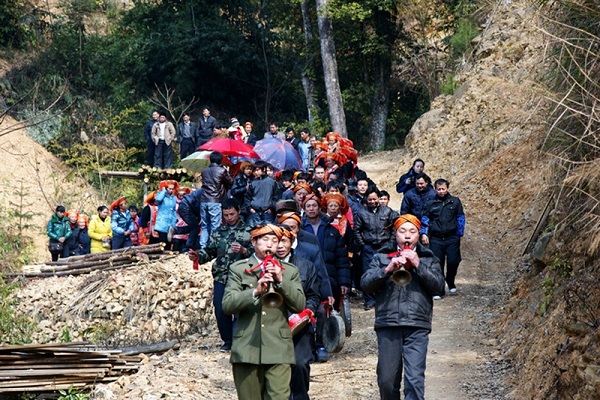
[58,237,66,243]
[340,286,349,295]
[264,260,283,282]
[253,273,273,297]
[421,234,429,246]
[384,256,406,275]
[230,242,246,254]
[401,248,420,269]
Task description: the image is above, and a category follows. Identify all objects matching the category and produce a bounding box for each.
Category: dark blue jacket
[198,115,217,144]
[400,185,436,219]
[295,229,332,299]
[290,253,321,314]
[65,226,91,256]
[301,216,351,290]
[179,189,203,227]
[396,169,416,194]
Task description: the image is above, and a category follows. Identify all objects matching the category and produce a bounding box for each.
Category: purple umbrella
[253,138,302,171]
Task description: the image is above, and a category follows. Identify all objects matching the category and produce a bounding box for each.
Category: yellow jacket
[88,214,112,253]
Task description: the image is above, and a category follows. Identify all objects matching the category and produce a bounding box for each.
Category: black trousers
[154,139,173,169]
[146,137,155,166]
[429,235,461,289]
[291,324,314,400]
[377,326,429,400]
[179,138,196,159]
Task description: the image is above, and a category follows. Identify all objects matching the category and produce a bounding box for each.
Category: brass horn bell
[392,266,412,286]
[262,284,284,308]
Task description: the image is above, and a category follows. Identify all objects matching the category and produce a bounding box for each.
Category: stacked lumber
[137,165,191,182]
[17,243,169,278]
[0,342,142,392]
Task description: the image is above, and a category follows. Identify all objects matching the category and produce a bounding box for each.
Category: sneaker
[449,288,457,294]
[433,295,442,300]
[316,347,329,363]
[219,342,232,352]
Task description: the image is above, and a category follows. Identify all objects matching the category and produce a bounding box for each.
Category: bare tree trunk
[315,0,347,137]
[369,9,394,150]
[370,57,390,150]
[301,0,320,127]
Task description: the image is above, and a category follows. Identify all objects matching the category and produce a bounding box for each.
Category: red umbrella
[199,138,259,158]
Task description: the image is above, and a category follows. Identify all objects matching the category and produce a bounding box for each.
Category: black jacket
[290,253,321,314]
[295,229,333,299]
[177,121,200,145]
[361,242,445,331]
[65,227,91,256]
[230,173,252,207]
[179,189,203,226]
[422,194,465,238]
[354,205,398,249]
[198,115,217,144]
[200,164,232,203]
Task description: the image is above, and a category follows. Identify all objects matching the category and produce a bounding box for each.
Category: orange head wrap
[394,214,421,232]
[77,214,89,226]
[144,190,157,205]
[250,224,284,240]
[66,209,79,219]
[109,196,126,212]
[321,193,349,215]
[302,193,320,208]
[292,183,312,194]
[244,121,253,128]
[326,132,341,142]
[159,180,180,192]
[178,187,192,196]
[277,211,302,225]
[280,225,297,239]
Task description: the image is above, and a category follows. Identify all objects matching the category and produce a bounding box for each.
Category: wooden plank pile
[0,342,142,392]
[15,243,170,278]
[101,166,191,183]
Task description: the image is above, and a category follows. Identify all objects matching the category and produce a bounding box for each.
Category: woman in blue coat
[151,180,179,248]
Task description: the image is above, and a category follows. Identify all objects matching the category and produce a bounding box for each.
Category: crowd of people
[46,113,466,399]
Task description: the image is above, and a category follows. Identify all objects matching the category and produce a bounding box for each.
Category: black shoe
[219,343,232,352]
[363,301,376,311]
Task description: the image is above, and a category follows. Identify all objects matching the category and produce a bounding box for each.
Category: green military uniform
[197,219,252,350]
[197,220,252,283]
[222,256,306,400]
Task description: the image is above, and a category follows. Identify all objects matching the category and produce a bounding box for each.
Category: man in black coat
[276,226,320,400]
[361,215,445,400]
[178,188,203,250]
[144,110,159,166]
[198,106,217,147]
[177,113,200,159]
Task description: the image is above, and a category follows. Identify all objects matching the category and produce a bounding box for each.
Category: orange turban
[66,209,79,219]
[321,193,349,215]
[326,132,341,142]
[277,211,302,225]
[394,214,421,232]
[159,180,180,192]
[250,224,284,240]
[293,183,312,194]
[77,214,89,226]
[144,190,157,205]
[280,225,297,239]
[110,196,126,212]
[178,187,192,195]
[302,193,320,208]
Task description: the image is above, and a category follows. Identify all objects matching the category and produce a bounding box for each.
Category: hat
[244,121,253,128]
[321,193,349,216]
[109,196,126,212]
[230,118,240,127]
[347,178,357,190]
[394,214,421,232]
[250,224,283,240]
[275,199,299,214]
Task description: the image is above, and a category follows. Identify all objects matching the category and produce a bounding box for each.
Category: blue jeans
[213,281,235,345]
[111,235,131,250]
[245,210,275,228]
[200,202,222,249]
[377,326,429,400]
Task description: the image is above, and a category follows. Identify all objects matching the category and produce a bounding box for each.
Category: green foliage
[80,322,119,343]
[0,193,35,273]
[448,18,479,59]
[57,386,90,400]
[59,326,73,343]
[440,74,460,95]
[0,278,37,344]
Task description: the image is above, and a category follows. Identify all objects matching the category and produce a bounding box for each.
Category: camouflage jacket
[198,220,252,284]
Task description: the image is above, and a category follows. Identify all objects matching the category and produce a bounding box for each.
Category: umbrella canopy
[254,138,302,171]
[199,138,259,159]
[180,151,232,174]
